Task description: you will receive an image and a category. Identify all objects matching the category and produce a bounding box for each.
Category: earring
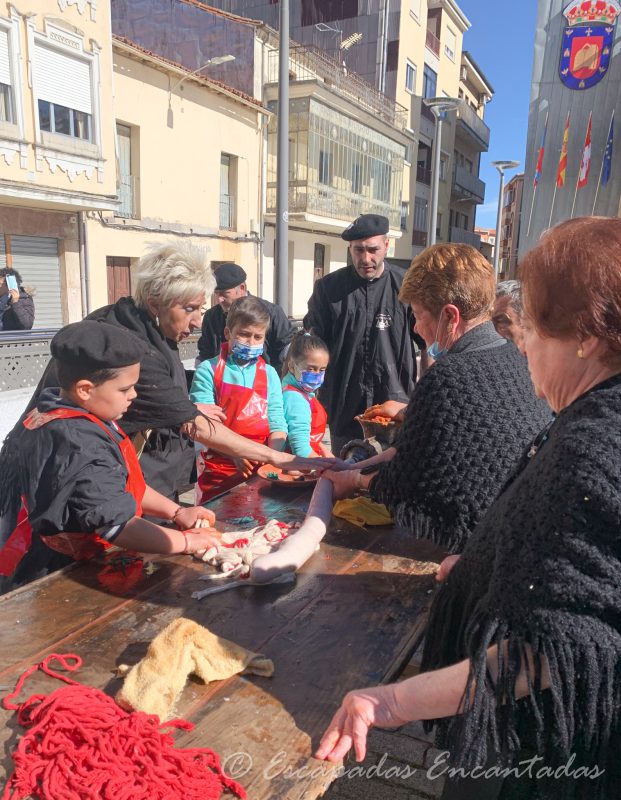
[155,314,160,328]
[577,347,584,359]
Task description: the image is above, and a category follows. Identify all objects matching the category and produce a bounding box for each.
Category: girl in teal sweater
[282,333,332,457]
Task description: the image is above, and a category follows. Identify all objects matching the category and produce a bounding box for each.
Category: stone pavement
[322,647,446,800]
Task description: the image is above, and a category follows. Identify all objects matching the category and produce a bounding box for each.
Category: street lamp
[167,55,236,127]
[491,160,520,278]
[424,97,461,246]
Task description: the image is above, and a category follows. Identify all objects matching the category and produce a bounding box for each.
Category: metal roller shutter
[11,235,62,329]
[34,43,92,114]
[0,235,6,268]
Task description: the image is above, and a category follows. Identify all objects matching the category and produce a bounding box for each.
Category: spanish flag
[556,111,570,188]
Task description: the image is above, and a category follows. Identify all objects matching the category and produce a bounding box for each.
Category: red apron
[196,345,270,503]
[283,385,328,455]
[0,408,146,578]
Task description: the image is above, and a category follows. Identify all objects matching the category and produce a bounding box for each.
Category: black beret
[214,262,247,291]
[51,321,149,370]
[341,214,390,242]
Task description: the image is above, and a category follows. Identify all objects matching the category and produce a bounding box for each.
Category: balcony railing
[416,165,432,185]
[116,175,138,219]
[456,102,490,151]
[452,165,485,204]
[220,194,236,230]
[266,182,401,229]
[425,29,441,57]
[267,46,408,132]
[449,226,482,248]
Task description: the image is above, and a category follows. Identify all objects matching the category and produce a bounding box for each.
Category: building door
[106,257,131,304]
[313,243,326,283]
[8,235,62,328]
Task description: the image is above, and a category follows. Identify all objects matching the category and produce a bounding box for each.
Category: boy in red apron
[282,333,332,457]
[191,296,288,503]
[0,321,220,593]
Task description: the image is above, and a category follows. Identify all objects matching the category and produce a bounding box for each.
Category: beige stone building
[0,0,116,327]
[498,172,524,279]
[85,36,266,310]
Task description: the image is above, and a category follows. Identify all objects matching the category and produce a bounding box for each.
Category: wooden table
[0,478,444,798]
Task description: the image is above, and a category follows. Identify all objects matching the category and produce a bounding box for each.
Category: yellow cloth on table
[333,497,393,527]
[116,617,274,720]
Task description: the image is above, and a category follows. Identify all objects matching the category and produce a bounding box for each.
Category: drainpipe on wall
[78,211,91,317]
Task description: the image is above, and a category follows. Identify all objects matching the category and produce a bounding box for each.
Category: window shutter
[34,43,92,114]
[0,29,11,86]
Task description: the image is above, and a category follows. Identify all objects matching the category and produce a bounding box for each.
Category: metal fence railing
[268,46,408,132]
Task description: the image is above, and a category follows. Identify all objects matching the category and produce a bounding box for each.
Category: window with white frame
[405,60,416,94]
[0,28,13,123]
[34,43,92,141]
[445,28,457,62]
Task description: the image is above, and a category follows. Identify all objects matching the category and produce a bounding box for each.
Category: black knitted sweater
[421,374,621,799]
[371,322,551,552]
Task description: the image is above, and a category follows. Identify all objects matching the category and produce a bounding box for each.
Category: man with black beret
[304,214,424,456]
[197,263,294,370]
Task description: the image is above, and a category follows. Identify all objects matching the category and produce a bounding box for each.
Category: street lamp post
[423,97,461,246]
[491,160,520,278]
[275,0,290,313]
[167,55,235,127]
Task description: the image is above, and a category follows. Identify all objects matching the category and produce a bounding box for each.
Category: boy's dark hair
[283,331,329,376]
[0,267,24,285]
[55,363,123,391]
[226,296,270,332]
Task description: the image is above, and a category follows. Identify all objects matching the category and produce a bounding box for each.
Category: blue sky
[458,0,539,228]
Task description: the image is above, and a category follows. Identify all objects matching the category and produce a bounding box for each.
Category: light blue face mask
[427,313,451,360]
[298,369,325,392]
[231,340,263,361]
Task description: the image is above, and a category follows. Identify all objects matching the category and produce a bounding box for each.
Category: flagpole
[592,109,615,215]
[548,183,558,229]
[571,174,579,218]
[526,184,537,238]
[527,111,548,238]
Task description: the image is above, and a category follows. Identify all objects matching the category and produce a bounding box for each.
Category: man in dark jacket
[197,263,294,370]
[304,214,421,457]
[0,268,35,331]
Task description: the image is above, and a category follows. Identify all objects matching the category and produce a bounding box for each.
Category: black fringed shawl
[421,374,621,799]
[371,322,551,552]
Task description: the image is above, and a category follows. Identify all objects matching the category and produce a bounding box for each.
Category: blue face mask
[231,340,263,361]
[298,370,325,392]
[427,313,451,361]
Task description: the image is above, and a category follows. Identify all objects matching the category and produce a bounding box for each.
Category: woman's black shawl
[371,322,551,552]
[421,374,621,799]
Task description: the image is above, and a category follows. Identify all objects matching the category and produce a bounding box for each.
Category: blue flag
[602,112,614,187]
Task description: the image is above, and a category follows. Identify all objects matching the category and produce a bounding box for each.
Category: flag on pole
[556,111,570,188]
[577,112,592,189]
[602,111,614,187]
[533,112,548,187]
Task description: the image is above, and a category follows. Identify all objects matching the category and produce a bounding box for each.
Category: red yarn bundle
[2,654,246,800]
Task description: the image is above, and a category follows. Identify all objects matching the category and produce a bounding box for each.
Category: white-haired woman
[22,244,333,505]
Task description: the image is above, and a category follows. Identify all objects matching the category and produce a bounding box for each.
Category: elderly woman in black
[325,244,550,555]
[317,217,621,800]
[20,244,332,501]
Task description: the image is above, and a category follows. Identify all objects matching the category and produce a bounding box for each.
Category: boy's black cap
[214,262,247,291]
[51,321,148,370]
[341,214,390,242]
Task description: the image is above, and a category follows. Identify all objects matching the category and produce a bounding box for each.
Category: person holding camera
[0,268,35,331]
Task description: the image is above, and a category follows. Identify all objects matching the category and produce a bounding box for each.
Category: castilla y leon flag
[577,112,592,188]
[556,111,571,187]
[533,112,549,187]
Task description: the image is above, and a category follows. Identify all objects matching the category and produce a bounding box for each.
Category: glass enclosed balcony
[266,96,404,230]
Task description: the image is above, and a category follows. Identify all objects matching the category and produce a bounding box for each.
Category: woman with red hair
[318,217,621,800]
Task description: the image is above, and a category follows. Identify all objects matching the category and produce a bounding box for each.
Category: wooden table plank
[0,477,444,798]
